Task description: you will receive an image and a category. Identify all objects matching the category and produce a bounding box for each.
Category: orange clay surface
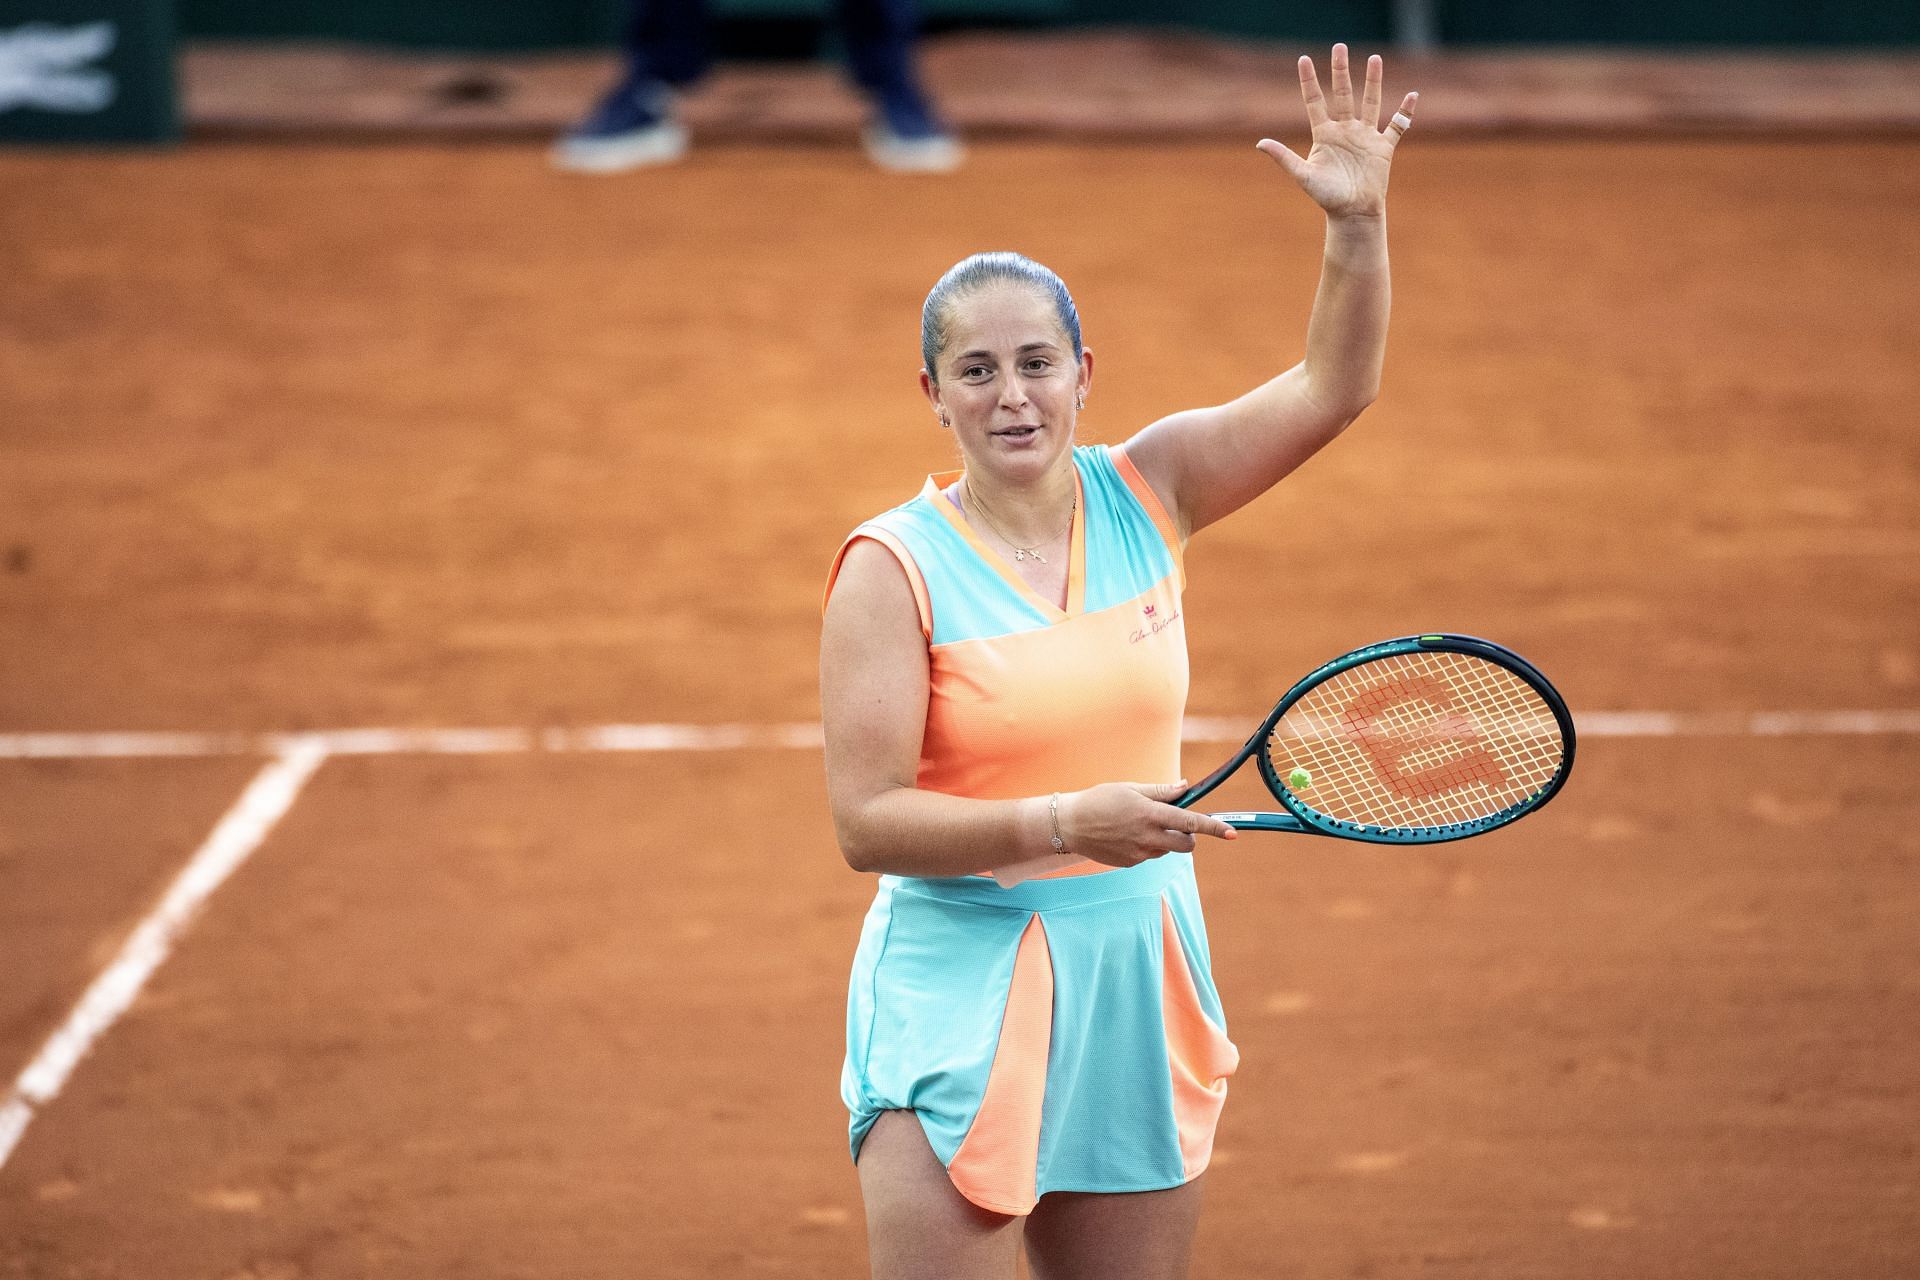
[2,140,1917,1277]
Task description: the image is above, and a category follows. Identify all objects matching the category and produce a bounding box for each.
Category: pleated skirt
[841,853,1239,1216]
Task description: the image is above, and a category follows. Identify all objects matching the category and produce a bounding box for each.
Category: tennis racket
[993,634,1574,886]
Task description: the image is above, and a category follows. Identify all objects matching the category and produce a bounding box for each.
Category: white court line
[1,711,1918,761]
[0,707,1913,1167]
[0,739,329,1171]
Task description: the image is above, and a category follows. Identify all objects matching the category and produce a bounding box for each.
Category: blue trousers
[624,0,923,98]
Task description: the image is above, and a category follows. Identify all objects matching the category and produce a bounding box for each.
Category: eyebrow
[951,341,1062,362]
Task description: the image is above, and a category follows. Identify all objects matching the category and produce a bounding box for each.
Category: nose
[999,375,1031,412]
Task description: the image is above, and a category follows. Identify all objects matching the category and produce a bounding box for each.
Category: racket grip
[1212,810,1308,832]
[990,852,1082,888]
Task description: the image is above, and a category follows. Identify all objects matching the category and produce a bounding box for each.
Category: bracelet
[1048,793,1068,854]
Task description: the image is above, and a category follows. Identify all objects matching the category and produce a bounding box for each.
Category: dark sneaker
[863,86,963,173]
[551,76,688,173]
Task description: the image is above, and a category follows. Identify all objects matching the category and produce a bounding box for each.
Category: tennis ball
[1288,767,1312,791]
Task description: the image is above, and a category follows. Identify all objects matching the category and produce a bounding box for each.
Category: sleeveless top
[825,443,1188,876]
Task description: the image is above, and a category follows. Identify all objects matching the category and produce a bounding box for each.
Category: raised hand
[1257,44,1416,219]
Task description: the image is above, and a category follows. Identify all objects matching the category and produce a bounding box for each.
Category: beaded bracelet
[1048,792,1068,854]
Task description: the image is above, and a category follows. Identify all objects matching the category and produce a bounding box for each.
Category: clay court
[2,115,1918,1277]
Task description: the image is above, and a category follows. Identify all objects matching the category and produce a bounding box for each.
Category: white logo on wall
[0,22,118,113]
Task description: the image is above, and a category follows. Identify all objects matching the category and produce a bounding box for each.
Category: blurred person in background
[553,0,962,173]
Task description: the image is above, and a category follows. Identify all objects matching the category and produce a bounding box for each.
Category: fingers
[1360,52,1383,126]
[1120,783,1237,841]
[1300,47,1402,136]
[1075,783,1237,873]
[1385,90,1418,143]
[1190,811,1240,841]
[1255,137,1308,183]
[1146,803,1238,843]
[1296,55,1328,129]
[1328,43,1354,119]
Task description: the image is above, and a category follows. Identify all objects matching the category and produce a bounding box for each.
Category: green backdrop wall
[173,0,1917,49]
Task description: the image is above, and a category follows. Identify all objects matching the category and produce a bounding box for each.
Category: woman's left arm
[1124,45,1417,537]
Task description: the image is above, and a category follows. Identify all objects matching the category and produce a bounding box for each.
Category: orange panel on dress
[946,914,1055,1215]
[1160,901,1239,1178]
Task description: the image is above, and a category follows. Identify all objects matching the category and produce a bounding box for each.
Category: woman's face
[921,283,1092,481]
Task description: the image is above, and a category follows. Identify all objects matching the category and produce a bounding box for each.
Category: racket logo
[1341,676,1511,801]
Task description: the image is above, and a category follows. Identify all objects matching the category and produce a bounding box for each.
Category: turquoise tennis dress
[823,444,1239,1215]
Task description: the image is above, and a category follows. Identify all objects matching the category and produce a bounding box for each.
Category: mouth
[992,424,1043,441]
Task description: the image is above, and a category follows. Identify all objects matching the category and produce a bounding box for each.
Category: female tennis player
[820,45,1415,1280]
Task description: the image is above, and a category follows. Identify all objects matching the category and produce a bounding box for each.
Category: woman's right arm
[820,538,1235,877]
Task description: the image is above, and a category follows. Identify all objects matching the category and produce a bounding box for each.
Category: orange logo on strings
[1341,677,1510,800]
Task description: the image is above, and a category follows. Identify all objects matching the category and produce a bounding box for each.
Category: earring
[1075,393,1086,410]
[937,411,950,428]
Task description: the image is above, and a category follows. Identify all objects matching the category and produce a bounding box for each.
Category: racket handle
[990,852,1082,888]
[1213,811,1308,832]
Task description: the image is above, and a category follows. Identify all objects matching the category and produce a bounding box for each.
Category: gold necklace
[963,477,1076,564]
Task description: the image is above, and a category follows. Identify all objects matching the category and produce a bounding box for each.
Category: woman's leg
[857,1109,1024,1280]
[1021,1176,1206,1280]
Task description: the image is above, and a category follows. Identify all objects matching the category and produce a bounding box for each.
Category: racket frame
[1177,633,1576,844]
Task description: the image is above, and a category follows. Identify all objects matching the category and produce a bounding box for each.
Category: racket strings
[1265,651,1564,831]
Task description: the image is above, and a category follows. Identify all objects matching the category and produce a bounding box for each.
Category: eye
[962,364,991,380]
[1023,358,1051,373]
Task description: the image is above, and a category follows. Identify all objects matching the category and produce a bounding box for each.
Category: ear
[1077,347,1095,400]
[919,368,947,427]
